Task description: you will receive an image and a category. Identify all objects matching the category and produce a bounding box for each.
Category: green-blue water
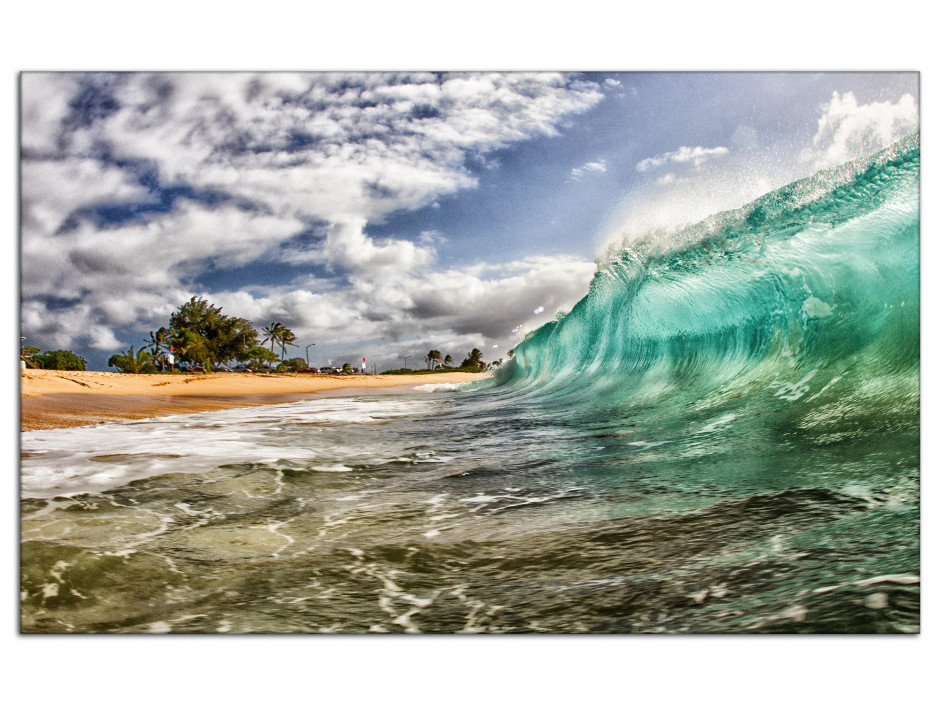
[20,136,919,633]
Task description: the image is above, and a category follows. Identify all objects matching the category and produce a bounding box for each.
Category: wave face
[499,134,920,438]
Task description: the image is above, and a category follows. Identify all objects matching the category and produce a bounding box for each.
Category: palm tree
[443,354,453,368]
[426,349,442,370]
[169,328,210,372]
[261,322,282,354]
[145,327,170,372]
[108,346,156,374]
[461,348,485,371]
[261,322,298,360]
[279,327,298,360]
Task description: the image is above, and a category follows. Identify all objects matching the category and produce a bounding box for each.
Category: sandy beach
[20,369,487,431]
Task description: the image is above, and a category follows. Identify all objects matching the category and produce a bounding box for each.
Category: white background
[3,2,935,703]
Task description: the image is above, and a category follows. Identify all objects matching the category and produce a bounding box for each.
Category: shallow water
[20,383,918,634]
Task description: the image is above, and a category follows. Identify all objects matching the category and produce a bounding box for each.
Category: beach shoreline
[20,369,487,431]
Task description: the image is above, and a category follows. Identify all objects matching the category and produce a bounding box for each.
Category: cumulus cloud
[800,91,918,169]
[21,158,151,237]
[20,72,603,358]
[568,158,607,182]
[636,145,730,172]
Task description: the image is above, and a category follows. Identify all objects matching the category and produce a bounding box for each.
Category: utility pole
[305,343,316,367]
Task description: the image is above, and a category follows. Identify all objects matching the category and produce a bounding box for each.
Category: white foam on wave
[412,382,471,393]
[21,396,437,499]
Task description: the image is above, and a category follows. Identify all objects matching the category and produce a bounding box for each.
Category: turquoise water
[20,136,919,633]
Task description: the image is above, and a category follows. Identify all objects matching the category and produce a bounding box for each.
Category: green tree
[261,321,298,360]
[145,327,171,372]
[34,349,87,371]
[237,345,279,372]
[169,328,211,372]
[107,346,155,374]
[168,296,258,371]
[341,362,354,374]
[460,348,485,371]
[426,349,442,370]
[260,322,279,353]
[443,354,453,368]
[278,327,298,360]
[213,315,257,366]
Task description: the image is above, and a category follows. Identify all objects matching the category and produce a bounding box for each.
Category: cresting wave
[497,134,920,428]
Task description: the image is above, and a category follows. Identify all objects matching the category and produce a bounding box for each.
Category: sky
[19,71,918,371]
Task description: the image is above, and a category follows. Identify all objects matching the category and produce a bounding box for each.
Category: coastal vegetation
[383,348,496,374]
[461,348,485,371]
[21,347,87,371]
[97,296,498,376]
[167,296,258,371]
[277,357,309,373]
[107,346,156,374]
[242,346,280,371]
[261,322,298,360]
[104,296,268,373]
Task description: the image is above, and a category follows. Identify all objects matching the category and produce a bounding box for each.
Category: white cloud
[194,252,597,370]
[800,91,918,169]
[636,145,730,172]
[20,72,604,355]
[21,158,150,236]
[569,159,607,182]
[21,201,305,300]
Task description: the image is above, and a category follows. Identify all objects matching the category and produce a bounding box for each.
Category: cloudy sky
[20,71,918,370]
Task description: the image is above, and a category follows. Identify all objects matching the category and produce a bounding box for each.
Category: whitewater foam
[21,396,440,498]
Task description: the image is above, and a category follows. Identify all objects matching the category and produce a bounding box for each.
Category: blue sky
[20,71,918,371]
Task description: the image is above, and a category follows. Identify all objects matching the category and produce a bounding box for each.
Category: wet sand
[20,369,487,431]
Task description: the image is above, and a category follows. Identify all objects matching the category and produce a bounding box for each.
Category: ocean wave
[498,134,919,428]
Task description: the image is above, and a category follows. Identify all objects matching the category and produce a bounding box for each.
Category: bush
[34,350,87,371]
[238,345,279,371]
[275,357,308,373]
